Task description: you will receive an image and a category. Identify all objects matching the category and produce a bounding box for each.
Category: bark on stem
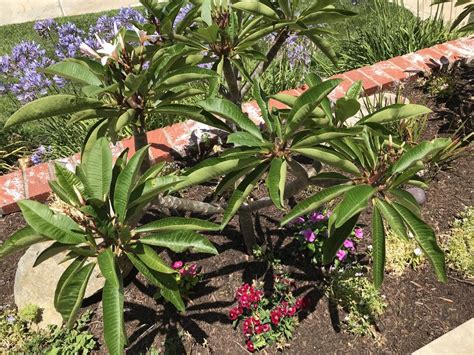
[223,56,242,105]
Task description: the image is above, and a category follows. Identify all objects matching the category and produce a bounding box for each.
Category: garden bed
[1,62,473,353]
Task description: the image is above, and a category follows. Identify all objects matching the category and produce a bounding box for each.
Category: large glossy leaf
[0,226,48,259]
[291,147,360,175]
[292,127,362,148]
[113,145,149,222]
[4,95,103,128]
[54,257,85,310]
[44,61,102,86]
[84,138,113,202]
[232,1,279,19]
[126,252,184,311]
[222,162,269,227]
[199,98,262,140]
[129,243,175,274]
[392,138,451,173]
[135,217,220,233]
[330,185,375,229]
[102,278,126,355]
[80,119,109,166]
[358,104,431,125]
[56,262,95,327]
[371,204,385,289]
[171,157,258,191]
[306,34,337,66]
[392,203,446,282]
[227,132,269,147]
[375,199,408,240]
[389,188,421,217]
[285,79,341,138]
[97,248,121,289]
[140,230,218,254]
[127,175,183,210]
[266,158,287,209]
[34,242,69,267]
[160,67,217,88]
[310,172,350,186]
[281,185,354,225]
[322,214,359,264]
[18,200,85,245]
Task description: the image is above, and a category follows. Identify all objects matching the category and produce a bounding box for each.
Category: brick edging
[1,37,473,215]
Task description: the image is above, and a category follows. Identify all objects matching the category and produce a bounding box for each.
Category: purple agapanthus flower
[33,18,57,38]
[336,249,347,261]
[55,23,85,59]
[174,4,193,28]
[301,229,316,243]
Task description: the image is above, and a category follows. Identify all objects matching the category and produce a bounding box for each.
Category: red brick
[242,102,262,124]
[343,70,379,95]
[0,170,25,214]
[401,52,434,72]
[121,137,136,159]
[25,163,51,201]
[431,43,460,63]
[268,98,290,110]
[444,38,474,60]
[163,121,198,156]
[388,55,425,73]
[329,74,354,93]
[370,60,412,83]
[147,128,172,163]
[358,66,394,88]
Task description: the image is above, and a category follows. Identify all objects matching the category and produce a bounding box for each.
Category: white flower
[132,26,159,45]
[367,245,373,251]
[414,248,423,256]
[79,43,100,59]
[408,231,415,239]
[95,34,119,65]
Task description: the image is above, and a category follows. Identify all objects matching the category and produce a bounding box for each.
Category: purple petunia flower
[336,249,347,261]
[310,212,325,223]
[343,239,355,251]
[301,229,316,243]
[292,216,306,225]
[354,227,364,239]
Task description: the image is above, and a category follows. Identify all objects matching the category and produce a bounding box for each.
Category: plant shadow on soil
[0,62,473,354]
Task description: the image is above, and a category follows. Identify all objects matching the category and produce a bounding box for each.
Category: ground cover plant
[0,0,472,353]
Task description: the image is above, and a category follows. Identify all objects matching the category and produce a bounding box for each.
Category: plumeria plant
[142,0,356,104]
[229,274,308,352]
[0,138,219,354]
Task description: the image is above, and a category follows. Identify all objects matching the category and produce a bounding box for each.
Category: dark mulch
[0,62,472,354]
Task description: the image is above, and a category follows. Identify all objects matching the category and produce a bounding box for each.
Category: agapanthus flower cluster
[0,41,55,103]
[55,23,85,59]
[265,33,314,71]
[229,278,308,352]
[30,145,52,165]
[292,210,364,268]
[33,18,57,39]
[174,4,194,28]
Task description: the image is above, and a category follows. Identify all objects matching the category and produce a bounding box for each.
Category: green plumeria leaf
[358,104,431,125]
[44,60,102,86]
[0,226,48,259]
[232,1,279,19]
[281,185,354,226]
[330,185,376,229]
[322,214,359,264]
[18,200,85,245]
[129,243,175,274]
[392,138,451,173]
[135,217,220,233]
[140,230,218,254]
[291,147,360,175]
[227,132,269,147]
[375,199,408,240]
[83,137,113,202]
[372,204,386,289]
[267,158,287,209]
[392,203,446,282]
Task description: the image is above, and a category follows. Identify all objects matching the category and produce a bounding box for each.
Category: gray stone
[406,187,427,205]
[413,318,474,355]
[14,241,104,328]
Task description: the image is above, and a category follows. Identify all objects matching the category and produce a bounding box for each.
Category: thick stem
[133,112,150,172]
[238,203,258,253]
[240,29,289,99]
[222,56,242,105]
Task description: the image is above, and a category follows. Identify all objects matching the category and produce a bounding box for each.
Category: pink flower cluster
[172,260,199,277]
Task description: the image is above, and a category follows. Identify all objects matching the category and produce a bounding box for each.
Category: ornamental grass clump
[229,275,309,352]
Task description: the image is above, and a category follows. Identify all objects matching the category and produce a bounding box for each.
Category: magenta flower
[354,227,364,239]
[310,212,325,223]
[172,261,183,269]
[301,229,316,243]
[336,249,347,261]
[343,239,355,251]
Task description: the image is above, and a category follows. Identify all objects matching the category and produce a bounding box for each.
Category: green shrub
[385,231,426,276]
[0,307,96,354]
[327,267,386,336]
[442,207,474,278]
